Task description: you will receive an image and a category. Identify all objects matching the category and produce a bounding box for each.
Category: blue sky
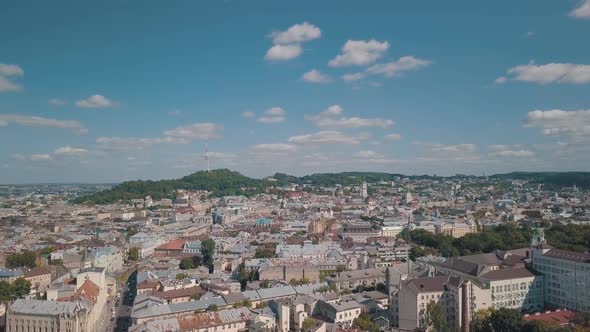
[1,0,590,183]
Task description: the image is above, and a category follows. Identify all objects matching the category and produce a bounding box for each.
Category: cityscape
[2,1,590,332]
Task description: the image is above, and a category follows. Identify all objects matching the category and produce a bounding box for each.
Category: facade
[533,245,590,312]
[23,267,52,292]
[7,268,107,332]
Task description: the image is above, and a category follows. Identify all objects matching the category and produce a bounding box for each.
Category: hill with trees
[73,169,590,205]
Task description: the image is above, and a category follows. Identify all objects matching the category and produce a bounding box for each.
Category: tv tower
[204,137,210,172]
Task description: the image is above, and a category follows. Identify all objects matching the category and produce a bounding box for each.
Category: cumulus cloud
[0,63,24,92]
[367,56,431,77]
[302,69,331,83]
[500,62,590,84]
[54,146,89,155]
[49,98,66,106]
[305,105,394,129]
[491,149,534,158]
[384,133,401,140]
[270,22,321,44]
[417,142,476,153]
[571,0,590,18]
[341,72,365,81]
[251,143,298,153]
[355,150,382,158]
[265,44,302,61]
[164,122,222,140]
[96,136,187,150]
[75,94,114,108]
[488,145,534,158]
[29,154,52,161]
[0,114,88,134]
[328,39,389,67]
[257,107,286,123]
[524,109,590,138]
[288,130,363,145]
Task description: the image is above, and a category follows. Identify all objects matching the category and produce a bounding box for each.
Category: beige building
[24,267,52,292]
[7,267,108,332]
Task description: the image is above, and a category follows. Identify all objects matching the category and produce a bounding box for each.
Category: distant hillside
[490,172,590,189]
[73,170,590,205]
[72,169,264,204]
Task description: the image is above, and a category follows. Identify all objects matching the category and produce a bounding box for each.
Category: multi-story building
[531,228,590,312]
[7,268,108,332]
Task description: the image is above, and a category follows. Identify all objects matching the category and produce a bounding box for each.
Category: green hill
[72,169,263,204]
[73,170,590,205]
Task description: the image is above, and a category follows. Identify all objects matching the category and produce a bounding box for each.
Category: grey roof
[257,286,297,299]
[10,299,81,316]
[131,297,227,319]
[0,269,23,278]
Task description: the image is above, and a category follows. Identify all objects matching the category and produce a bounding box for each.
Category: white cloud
[502,62,590,84]
[0,63,24,92]
[288,130,362,145]
[341,72,365,81]
[571,0,590,18]
[384,133,401,140]
[417,142,476,153]
[251,143,298,153]
[0,114,88,134]
[75,94,114,108]
[0,64,24,77]
[524,109,590,138]
[0,76,22,92]
[490,149,534,158]
[270,22,321,44]
[302,69,331,83]
[30,154,52,161]
[328,39,389,67]
[96,136,187,150]
[49,98,66,106]
[168,110,183,116]
[356,150,382,158]
[494,76,508,84]
[305,105,394,129]
[242,111,255,118]
[54,146,88,155]
[265,44,302,61]
[257,107,286,123]
[164,122,222,140]
[367,56,431,77]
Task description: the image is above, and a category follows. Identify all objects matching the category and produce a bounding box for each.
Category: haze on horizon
[1,0,590,183]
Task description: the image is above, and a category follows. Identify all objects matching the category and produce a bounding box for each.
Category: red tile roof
[524,309,575,326]
[59,279,100,304]
[155,239,186,251]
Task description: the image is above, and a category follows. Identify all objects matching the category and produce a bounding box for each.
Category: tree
[128,247,140,261]
[259,279,270,288]
[522,320,568,332]
[425,301,449,332]
[352,313,380,332]
[12,278,31,298]
[336,265,346,272]
[175,273,190,280]
[376,282,387,293]
[179,257,195,270]
[201,238,216,272]
[6,251,37,269]
[472,308,524,332]
[206,304,218,311]
[301,317,317,332]
[0,278,31,301]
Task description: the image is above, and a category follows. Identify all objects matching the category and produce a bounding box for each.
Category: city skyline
[1,0,590,183]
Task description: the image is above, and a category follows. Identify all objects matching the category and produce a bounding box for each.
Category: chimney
[461,281,469,332]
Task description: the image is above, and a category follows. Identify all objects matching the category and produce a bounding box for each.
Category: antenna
[204,137,210,172]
